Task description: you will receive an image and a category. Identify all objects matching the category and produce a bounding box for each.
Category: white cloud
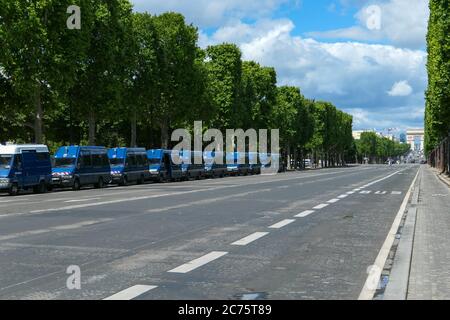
[203,19,427,129]
[309,0,429,49]
[388,80,413,96]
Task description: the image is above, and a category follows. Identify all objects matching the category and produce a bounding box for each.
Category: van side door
[79,151,92,185]
[21,151,38,186]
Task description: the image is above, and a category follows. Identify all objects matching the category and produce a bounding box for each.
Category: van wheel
[137,175,144,185]
[34,181,47,194]
[72,178,81,191]
[9,183,19,196]
[95,178,104,189]
[120,176,128,186]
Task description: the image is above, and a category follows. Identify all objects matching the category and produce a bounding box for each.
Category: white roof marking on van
[0,144,49,155]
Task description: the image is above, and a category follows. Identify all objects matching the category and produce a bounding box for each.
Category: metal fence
[429,136,450,175]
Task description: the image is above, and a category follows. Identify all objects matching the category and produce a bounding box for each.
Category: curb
[382,168,421,300]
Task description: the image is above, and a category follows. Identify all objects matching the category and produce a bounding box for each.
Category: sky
[131,0,429,132]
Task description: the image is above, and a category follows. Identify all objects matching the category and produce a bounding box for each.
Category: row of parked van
[0,144,279,196]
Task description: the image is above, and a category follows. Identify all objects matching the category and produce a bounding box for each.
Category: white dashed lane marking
[231,232,269,246]
[269,219,296,229]
[338,194,348,199]
[168,251,228,274]
[327,198,340,203]
[295,210,315,218]
[313,204,329,210]
[104,285,158,300]
[392,191,402,195]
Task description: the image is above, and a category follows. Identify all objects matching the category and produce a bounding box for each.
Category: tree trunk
[130,110,137,148]
[34,84,43,144]
[286,145,291,170]
[160,116,169,149]
[88,109,96,146]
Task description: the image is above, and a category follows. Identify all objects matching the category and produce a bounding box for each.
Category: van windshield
[0,155,12,169]
[109,158,125,166]
[54,158,76,167]
[148,158,161,165]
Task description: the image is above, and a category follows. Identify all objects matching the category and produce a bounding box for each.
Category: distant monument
[406,129,424,152]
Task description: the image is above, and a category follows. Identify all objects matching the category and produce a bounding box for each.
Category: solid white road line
[65,198,101,203]
[346,191,355,195]
[313,203,329,210]
[295,210,315,218]
[269,219,296,229]
[168,251,228,274]
[104,285,158,300]
[358,167,420,300]
[327,198,340,203]
[231,232,269,246]
[0,219,112,241]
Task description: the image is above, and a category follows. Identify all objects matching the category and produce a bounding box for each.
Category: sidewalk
[383,165,450,300]
[407,166,450,299]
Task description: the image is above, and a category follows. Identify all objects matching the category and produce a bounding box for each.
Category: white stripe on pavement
[65,198,101,203]
[168,251,228,274]
[295,210,315,218]
[360,191,372,194]
[104,285,157,300]
[392,191,402,195]
[338,194,348,199]
[231,232,269,246]
[269,219,296,229]
[313,204,329,210]
[327,198,340,203]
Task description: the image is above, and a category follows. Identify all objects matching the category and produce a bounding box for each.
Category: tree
[0,0,93,143]
[124,12,159,147]
[152,12,199,148]
[71,0,133,146]
[205,43,243,130]
[425,0,450,154]
[241,61,277,130]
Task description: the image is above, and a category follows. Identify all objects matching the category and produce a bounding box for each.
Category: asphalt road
[0,164,420,300]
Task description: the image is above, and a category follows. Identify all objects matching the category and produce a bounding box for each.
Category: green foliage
[205,43,243,130]
[425,0,450,154]
[356,132,410,164]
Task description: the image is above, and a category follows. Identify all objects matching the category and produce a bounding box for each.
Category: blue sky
[132,0,429,132]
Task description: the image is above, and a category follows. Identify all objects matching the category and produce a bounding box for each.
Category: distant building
[352,130,375,140]
[406,128,425,152]
[400,133,407,143]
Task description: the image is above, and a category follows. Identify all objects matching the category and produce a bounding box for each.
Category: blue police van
[0,144,52,196]
[181,150,205,180]
[204,151,227,178]
[248,152,262,175]
[52,146,111,190]
[147,149,184,182]
[226,152,251,176]
[108,148,149,185]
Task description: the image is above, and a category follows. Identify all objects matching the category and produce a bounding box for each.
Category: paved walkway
[408,166,450,299]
